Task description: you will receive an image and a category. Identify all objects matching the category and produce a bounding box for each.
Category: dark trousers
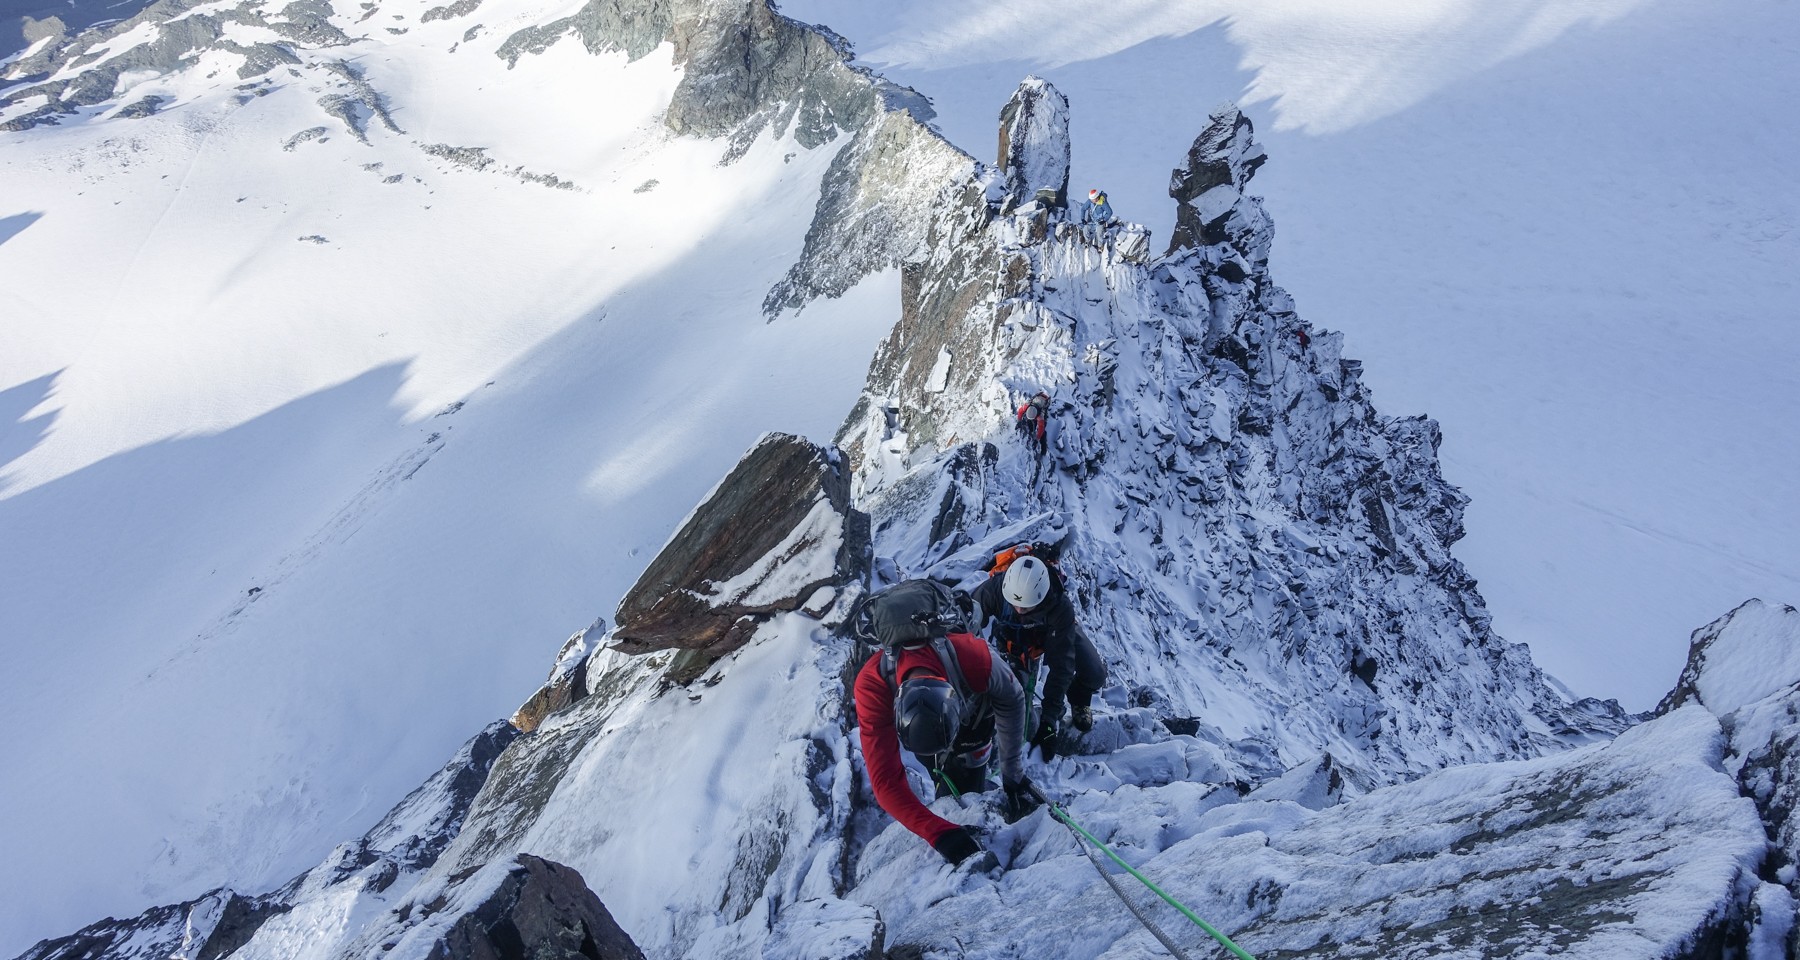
[1067,625,1108,710]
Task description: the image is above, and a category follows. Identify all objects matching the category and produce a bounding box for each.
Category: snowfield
[0,6,896,949]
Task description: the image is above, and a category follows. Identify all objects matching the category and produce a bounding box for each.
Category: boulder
[427,855,643,960]
[612,433,868,659]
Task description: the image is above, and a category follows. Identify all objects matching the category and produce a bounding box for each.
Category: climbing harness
[1026,783,1260,960]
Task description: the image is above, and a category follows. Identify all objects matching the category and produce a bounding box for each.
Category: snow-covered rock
[996,75,1071,213]
[511,618,608,735]
[1660,599,1800,957]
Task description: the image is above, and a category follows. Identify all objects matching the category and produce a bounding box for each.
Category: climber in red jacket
[1015,391,1050,456]
[853,580,1037,866]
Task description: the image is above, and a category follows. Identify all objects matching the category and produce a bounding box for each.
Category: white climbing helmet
[1089,188,1100,200]
[1002,555,1053,610]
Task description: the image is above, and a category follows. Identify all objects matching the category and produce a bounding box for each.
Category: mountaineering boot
[1070,704,1094,733]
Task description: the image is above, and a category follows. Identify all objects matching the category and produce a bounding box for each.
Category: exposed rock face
[428,856,643,960]
[1168,105,1270,257]
[611,433,868,660]
[511,618,606,734]
[996,76,1070,212]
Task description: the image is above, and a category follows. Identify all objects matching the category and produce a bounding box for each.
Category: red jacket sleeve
[854,654,958,845]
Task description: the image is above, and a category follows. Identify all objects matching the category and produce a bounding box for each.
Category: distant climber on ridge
[1015,391,1050,457]
[852,581,1039,867]
[1082,188,1113,242]
[974,546,1108,762]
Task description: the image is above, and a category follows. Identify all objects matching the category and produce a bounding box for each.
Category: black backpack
[849,579,977,695]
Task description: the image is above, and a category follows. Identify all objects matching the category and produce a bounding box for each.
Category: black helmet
[895,676,963,755]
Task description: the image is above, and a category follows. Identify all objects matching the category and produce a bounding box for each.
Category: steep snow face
[0,0,958,949]
[842,103,1627,785]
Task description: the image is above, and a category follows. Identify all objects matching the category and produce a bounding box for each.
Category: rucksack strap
[880,634,975,701]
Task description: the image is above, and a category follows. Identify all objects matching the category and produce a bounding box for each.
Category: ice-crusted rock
[611,432,868,667]
[863,705,1769,960]
[996,76,1070,213]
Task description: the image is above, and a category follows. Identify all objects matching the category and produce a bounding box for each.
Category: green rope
[933,767,962,800]
[1030,784,1259,960]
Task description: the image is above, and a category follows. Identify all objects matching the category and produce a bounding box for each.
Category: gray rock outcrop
[611,433,868,661]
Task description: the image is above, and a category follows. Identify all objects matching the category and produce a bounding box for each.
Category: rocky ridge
[10,1,1796,958]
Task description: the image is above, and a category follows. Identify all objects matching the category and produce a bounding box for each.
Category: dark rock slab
[612,432,867,659]
[426,855,643,960]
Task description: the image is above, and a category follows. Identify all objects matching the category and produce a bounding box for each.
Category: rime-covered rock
[996,76,1070,213]
[838,95,1629,787]
[610,433,867,664]
[1168,105,1270,257]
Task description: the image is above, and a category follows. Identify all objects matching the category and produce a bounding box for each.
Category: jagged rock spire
[996,76,1071,212]
[1168,104,1269,255]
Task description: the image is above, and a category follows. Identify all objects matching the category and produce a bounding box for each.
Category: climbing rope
[1027,784,1260,960]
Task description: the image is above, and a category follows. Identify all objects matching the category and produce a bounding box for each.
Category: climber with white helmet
[972,545,1109,761]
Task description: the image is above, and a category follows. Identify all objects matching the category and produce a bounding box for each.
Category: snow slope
[779,0,1800,713]
[0,3,900,950]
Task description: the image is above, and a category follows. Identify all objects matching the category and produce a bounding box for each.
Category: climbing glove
[1029,718,1059,762]
[1001,776,1042,823]
[932,826,983,866]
